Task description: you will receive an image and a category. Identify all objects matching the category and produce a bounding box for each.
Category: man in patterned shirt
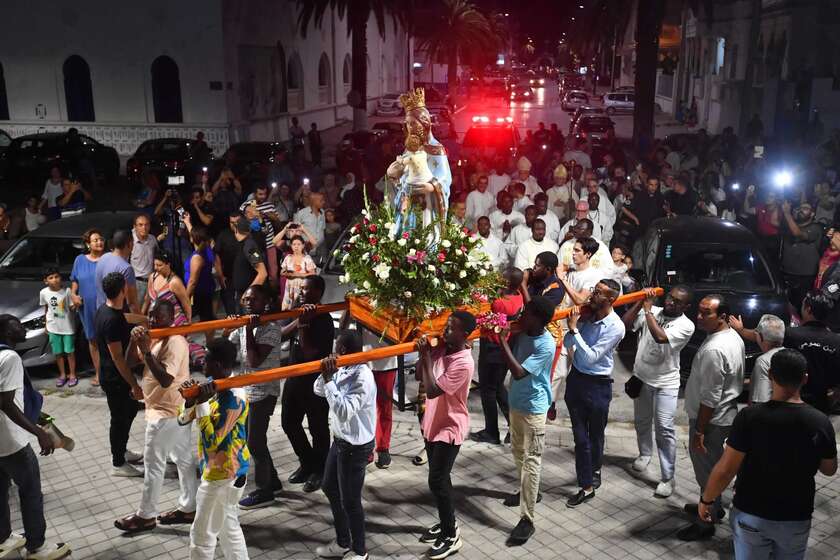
[179,338,250,560]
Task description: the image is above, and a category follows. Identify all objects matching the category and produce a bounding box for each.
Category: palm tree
[297,0,413,131]
[414,0,498,102]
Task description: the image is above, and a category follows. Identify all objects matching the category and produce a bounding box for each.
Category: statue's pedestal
[347,295,489,343]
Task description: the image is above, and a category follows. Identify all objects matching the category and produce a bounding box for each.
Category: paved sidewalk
[9,386,840,560]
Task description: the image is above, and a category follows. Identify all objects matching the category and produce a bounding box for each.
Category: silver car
[603,91,635,115]
[0,211,136,367]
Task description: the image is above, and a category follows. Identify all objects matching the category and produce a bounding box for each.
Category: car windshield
[462,127,514,149]
[659,243,774,291]
[582,118,613,131]
[137,141,189,157]
[0,237,84,277]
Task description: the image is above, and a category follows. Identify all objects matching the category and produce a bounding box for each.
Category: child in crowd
[179,339,250,560]
[610,245,636,292]
[39,267,77,387]
[323,208,342,253]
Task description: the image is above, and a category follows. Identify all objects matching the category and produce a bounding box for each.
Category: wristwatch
[569,329,578,335]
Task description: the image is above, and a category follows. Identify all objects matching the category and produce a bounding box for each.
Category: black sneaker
[288,466,311,484]
[420,523,459,544]
[676,522,716,541]
[271,479,283,496]
[593,470,602,490]
[683,503,725,521]
[566,489,595,508]
[375,450,392,469]
[469,430,501,445]
[507,518,535,546]
[238,491,274,509]
[427,534,463,560]
[303,472,322,493]
[503,491,542,507]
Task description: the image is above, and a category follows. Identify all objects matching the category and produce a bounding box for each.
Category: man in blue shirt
[563,278,625,507]
[497,296,556,546]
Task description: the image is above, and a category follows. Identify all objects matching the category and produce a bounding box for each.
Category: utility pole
[611,23,618,91]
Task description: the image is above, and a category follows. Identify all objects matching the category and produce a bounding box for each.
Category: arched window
[151,56,183,123]
[318,53,331,104]
[343,54,351,85]
[276,42,288,114]
[287,53,303,90]
[0,62,8,120]
[63,55,95,122]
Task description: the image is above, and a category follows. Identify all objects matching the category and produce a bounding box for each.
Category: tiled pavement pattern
[10,383,840,560]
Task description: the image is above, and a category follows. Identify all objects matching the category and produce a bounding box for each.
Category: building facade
[0,0,411,156]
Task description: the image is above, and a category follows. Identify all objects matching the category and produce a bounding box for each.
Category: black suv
[127,138,203,186]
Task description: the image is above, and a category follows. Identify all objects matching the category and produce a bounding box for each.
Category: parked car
[0,211,136,368]
[460,116,520,167]
[215,141,289,186]
[0,129,11,157]
[376,93,403,116]
[571,115,616,147]
[336,130,388,174]
[603,91,635,115]
[561,90,589,112]
[0,132,120,187]
[635,216,789,378]
[569,106,606,134]
[127,138,203,186]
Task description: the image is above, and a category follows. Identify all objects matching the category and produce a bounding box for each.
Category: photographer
[781,200,824,310]
[186,188,214,229]
[211,167,243,221]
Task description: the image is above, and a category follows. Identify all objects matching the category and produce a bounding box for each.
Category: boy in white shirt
[39,268,77,387]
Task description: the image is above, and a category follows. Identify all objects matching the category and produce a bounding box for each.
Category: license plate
[168,175,185,185]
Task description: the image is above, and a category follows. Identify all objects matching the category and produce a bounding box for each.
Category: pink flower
[407,250,426,264]
[402,232,410,239]
[460,246,467,253]
[462,227,470,234]
[437,252,446,263]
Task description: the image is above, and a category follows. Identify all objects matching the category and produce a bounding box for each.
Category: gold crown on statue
[399,87,426,111]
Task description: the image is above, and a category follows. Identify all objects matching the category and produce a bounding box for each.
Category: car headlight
[22,315,46,331]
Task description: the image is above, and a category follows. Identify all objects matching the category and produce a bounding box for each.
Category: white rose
[414,239,421,245]
[349,235,359,243]
[342,254,350,263]
[432,278,440,286]
[446,282,456,290]
[339,274,347,283]
[480,269,487,276]
[455,249,463,256]
[408,248,416,255]
[332,249,339,257]
[363,281,371,290]
[428,265,436,272]
[459,270,467,279]
[404,291,412,298]
[397,238,407,246]
[378,270,390,280]
[362,252,369,260]
[441,240,452,248]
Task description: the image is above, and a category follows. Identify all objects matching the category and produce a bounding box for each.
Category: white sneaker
[342,553,369,560]
[632,456,651,472]
[124,450,143,464]
[111,463,144,477]
[21,542,70,560]
[315,541,350,558]
[654,479,675,498]
[0,533,26,558]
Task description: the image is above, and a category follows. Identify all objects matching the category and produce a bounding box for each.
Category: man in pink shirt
[415,311,476,560]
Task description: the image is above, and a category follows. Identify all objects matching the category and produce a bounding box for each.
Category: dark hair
[337,329,363,353]
[43,267,60,279]
[510,182,526,193]
[672,284,695,301]
[190,187,204,198]
[229,209,245,220]
[803,290,833,321]
[536,251,558,270]
[112,229,132,250]
[769,348,808,389]
[134,213,151,225]
[206,338,238,371]
[609,242,629,255]
[0,314,21,340]
[289,235,307,247]
[705,293,731,317]
[598,278,621,294]
[450,310,477,334]
[533,192,548,202]
[102,272,126,299]
[154,249,172,264]
[190,226,211,248]
[578,236,600,258]
[532,218,546,229]
[576,218,593,232]
[305,274,326,294]
[254,184,270,193]
[525,296,556,326]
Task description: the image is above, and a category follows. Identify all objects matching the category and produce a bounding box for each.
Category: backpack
[0,345,43,423]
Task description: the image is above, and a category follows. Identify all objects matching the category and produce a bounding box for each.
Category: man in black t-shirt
[214,211,244,315]
[696,349,837,558]
[231,216,268,311]
[280,275,334,494]
[94,272,143,477]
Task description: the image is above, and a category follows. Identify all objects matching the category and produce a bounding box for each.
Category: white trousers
[137,416,198,519]
[550,344,572,404]
[189,478,249,560]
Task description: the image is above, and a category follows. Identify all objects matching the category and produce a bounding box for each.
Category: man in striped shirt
[241,184,278,279]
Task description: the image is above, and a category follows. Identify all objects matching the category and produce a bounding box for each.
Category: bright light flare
[773,170,793,188]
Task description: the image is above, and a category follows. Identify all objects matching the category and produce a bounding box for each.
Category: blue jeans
[633,383,678,481]
[730,507,811,560]
[564,369,612,489]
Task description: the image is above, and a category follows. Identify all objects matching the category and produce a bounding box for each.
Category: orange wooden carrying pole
[149,302,349,338]
[179,287,663,399]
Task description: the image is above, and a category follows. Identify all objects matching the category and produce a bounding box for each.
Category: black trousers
[478,359,509,439]
[281,373,330,474]
[322,438,374,555]
[0,445,45,553]
[425,440,461,538]
[102,374,141,467]
[564,368,612,489]
[248,395,280,494]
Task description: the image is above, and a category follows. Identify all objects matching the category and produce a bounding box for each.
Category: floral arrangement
[476,311,509,334]
[336,202,502,322]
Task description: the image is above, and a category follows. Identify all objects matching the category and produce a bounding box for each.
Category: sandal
[114,513,156,533]
[90,377,100,387]
[55,378,67,388]
[67,378,79,388]
[157,509,195,525]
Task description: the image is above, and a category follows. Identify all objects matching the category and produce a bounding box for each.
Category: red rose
[363,218,370,225]
[372,254,381,262]
[353,224,361,233]
[402,232,410,239]
[437,252,446,263]
[369,224,378,233]
[369,236,378,245]
[462,227,470,234]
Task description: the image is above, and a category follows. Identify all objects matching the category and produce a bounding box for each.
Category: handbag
[624,375,644,399]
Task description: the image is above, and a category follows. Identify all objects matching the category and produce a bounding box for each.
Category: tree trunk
[447,49,458,103]
[738,0,762,137]
[632,0,666,153]
[350,8,369,131]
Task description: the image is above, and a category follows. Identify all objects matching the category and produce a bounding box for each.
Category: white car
[603,91,635,115]
[561,90,589,112]
[376,93,402,116]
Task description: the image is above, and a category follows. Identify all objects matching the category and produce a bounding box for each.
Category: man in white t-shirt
[514,219,559,271]
[621,286,695,498]
[465,175,496,229]
[557,219,612,272]
[0,315,70,560]
[476,216,508,270]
